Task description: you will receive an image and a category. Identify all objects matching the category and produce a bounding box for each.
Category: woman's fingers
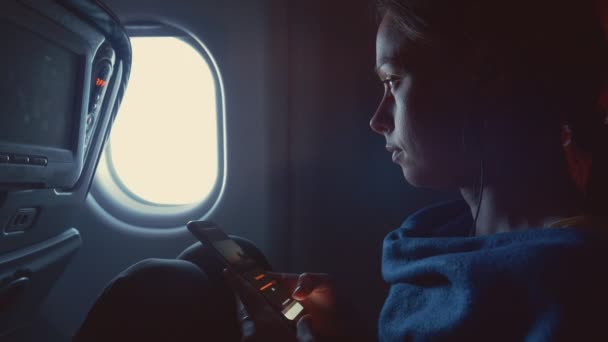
[293,273,332,301]
[239,271,343,341]
[266,272,331,298]
[225,269,332,316]
[267,272,333,301]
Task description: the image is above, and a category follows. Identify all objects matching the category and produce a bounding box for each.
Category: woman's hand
[269,272,346,339]
[224,270,354,341]
[224,269,315,341]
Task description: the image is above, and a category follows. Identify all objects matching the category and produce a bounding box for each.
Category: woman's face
[371,13,481,188]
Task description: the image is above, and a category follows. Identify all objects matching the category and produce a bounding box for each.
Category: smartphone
[186,220,305,323]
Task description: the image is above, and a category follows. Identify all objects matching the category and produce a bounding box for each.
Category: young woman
[230,0,608,340]
[76,0,608,340]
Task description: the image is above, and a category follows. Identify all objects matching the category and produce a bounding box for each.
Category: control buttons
[12,155,29,164]
[98,63,112,82]
[0,154,47,167]
[85,113,96,147]
[89,90,102,113]
[89,61,113,114]
[95,65,111,89]
[30,157,48,166]
[86,114,95,129]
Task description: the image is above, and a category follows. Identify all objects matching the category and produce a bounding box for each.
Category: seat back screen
[0,19,80,150]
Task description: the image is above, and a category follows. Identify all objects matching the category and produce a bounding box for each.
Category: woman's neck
[460,176,582,236]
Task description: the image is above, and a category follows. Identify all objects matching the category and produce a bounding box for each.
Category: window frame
[88,22,226,229]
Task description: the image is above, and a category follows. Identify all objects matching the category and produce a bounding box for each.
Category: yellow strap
[548,216,608,230]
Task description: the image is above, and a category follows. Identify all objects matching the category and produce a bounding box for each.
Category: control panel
[85,43,115,154]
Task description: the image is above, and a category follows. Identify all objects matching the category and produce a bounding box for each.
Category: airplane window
[106,37,219,205]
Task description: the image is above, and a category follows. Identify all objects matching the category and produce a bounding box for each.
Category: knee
[95,259,217,322]
[110,258,211,299]
[76,259,239,341]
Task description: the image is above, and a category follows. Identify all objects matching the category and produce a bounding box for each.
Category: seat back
[0,0,131,337]
[0,229,81,339]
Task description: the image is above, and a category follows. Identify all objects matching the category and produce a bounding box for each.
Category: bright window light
[108,37,218,205]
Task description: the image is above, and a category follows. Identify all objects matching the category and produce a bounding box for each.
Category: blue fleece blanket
[379,200,608,341]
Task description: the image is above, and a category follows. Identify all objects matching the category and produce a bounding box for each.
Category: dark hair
[378,0,608,215]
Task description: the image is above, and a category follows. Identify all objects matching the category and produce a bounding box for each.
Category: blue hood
[379,200,608,341]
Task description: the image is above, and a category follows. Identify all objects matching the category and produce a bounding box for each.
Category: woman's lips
[392,150,403,163]
[386,145,404,163]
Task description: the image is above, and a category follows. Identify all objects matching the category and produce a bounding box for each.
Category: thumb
[296,315,317,342]
[292,273,328,301]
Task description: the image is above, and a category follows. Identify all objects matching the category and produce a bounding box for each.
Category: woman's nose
[370,97,394,134]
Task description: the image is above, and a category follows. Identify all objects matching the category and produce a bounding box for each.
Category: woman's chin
[400,164,449,189]
[401,168,428,188]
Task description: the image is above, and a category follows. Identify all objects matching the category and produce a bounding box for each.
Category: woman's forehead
[376,14,409,68]
[376,14,434,74]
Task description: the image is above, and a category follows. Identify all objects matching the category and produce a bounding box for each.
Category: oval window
[90,30,225,229]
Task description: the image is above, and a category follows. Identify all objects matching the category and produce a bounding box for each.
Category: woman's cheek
[393,98,416,157]
[400,83,469,187]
